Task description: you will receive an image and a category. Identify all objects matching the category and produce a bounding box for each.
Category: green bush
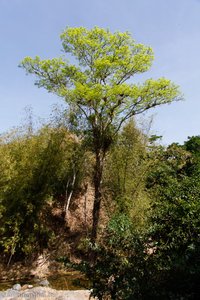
[148,175,200,299]
[78,176,200,299]
[77,215,151,300]
[0,124,84,261]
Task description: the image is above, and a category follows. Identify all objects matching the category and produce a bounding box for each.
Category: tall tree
[20,27,181,240]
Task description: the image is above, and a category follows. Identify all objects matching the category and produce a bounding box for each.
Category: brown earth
[0,182,110,283]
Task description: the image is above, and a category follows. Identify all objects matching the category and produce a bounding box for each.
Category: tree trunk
[91,150,105,242]
[64,166,76,219]
[84,182,88,229]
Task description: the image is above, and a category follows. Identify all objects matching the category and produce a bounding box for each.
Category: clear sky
[0,0,200,145]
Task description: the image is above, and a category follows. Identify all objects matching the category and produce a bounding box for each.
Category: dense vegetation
[1,116,200,298]
[1,26,199,299]
[81,138,200,299]
[0,118,85,262]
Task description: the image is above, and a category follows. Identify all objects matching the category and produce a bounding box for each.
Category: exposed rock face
[0,287,94,300]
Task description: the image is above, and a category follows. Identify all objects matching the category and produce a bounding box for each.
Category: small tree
[20,27,181,240]
[104,120,150,228]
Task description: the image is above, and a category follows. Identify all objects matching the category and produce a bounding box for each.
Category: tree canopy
[20,27,180,144]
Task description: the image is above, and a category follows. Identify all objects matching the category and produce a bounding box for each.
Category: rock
[0,287,95,300]
[0,288,19,299]
[12,283,21,291]
[39,279,50,286]
[21,284,33,290]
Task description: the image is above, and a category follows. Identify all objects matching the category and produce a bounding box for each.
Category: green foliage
[20,26,180,149]
[77,138,200,299]
[146,141,200,298]
[146,143,192,189]
[77,215,149,300]
[104,120,150,228]
[147,174,200,299]
[78,173,200,299]
[183,135,200,175]
[0,123,83,260]
[184,135,200,155]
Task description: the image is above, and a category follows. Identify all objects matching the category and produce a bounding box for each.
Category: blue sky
[0,0,200,145]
